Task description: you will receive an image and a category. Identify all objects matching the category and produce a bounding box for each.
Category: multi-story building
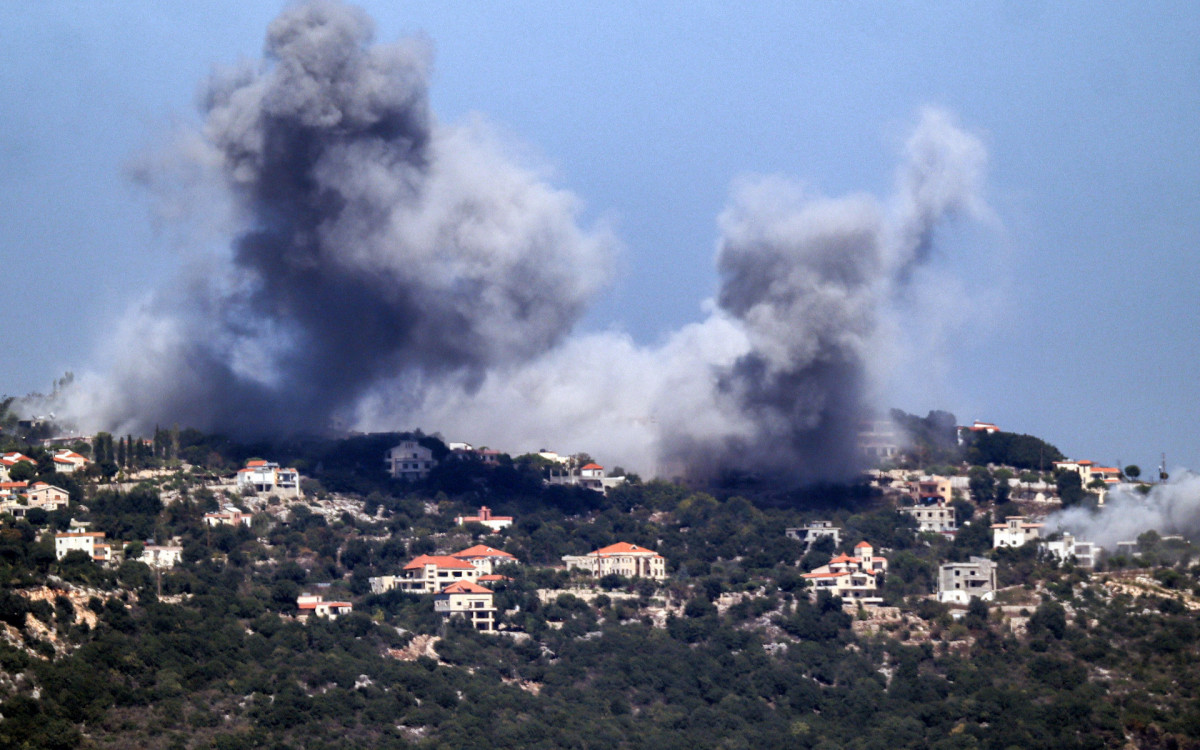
[385,440,437,481]
[562,542,666,580]
[1043,533,1097,569]
[901,502,956,534]
[51,450,89,474]
[26,482,69,512]
[992,516,1044,548]
[142,545,184,569]
[937,557,998,604]
[235,460,300,497]
[203,505,254,527]
[786,521,842,549]
[434,581,497,632]
[55,529,112,562]
[801,542,889,602]
[372,555,480,594]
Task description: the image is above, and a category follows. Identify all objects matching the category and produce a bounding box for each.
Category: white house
[296,594,353,620]
[562,542,666,580]
[236,460,300,497]
[372,554,480,594]
[142,545,184,569]
[55,530,111,562]
[992,516,1044,548]
[385,440,436,481]
[434,581,497,632]
[937,557,998,604]
[51,450,89,474]
[1043,534,1098,569]
[454,506,513,532]
[204,505,253,527]
[452,544,518,575]
[785,521,842,549]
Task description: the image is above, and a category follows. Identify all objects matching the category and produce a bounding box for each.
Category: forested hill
[0,430,1197,748]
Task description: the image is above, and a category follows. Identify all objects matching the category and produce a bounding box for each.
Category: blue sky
[1,1,1198,473]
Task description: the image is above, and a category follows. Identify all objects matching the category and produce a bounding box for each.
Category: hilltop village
[0,409,1198,749]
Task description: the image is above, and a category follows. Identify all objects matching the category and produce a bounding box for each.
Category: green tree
[1123,464,1141,480]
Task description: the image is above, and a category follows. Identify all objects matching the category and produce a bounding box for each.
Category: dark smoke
[68,0,611,436]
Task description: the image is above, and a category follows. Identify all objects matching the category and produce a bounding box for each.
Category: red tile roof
[854,541,873,549]
[453,545,515,560]
[440,581,493,594]
[581,463,603,471]
[403,554,475,571]
[592,542,660,557]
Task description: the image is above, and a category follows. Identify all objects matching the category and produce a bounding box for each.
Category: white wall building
[434,581,497,632]
[901,503,957,533]
[992,516,1044,548]
[372,555,480,594]
[785,521,842,549]
[1043,534,1098,569]
[385,440,437,481]
[452,544,518,575]
[562,542,666,580]
[454,506,513,532]
[236,460,300,497]
[297,594,353,620]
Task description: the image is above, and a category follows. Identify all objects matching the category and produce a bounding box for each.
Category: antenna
[1159,452,1169,483]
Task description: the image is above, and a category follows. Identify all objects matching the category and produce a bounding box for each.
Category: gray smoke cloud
[1046,474,1200,550]
[387,108,990,481]
[64,1,992,484]
[64,0,612,435]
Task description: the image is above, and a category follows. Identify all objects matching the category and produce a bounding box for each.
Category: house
[385,440,436,480]
[548,462,627,493]
[452,544,517,574]
[142,545,184,569]
[296,594,353,620]
[434,581,497,632]
[801,541,889,602]
[26,482,69,512]
[992,516,1044,548]
[454,506,513,532]
[235,460,300,497]
[372,554,480,594]
[51,450,89,474]
[448,443,503,466]
[204,505,253,527]
[1043,533,1097,569]
[55,529,112,562]
[562,542,666,580]
[785,521,842,550]
[937,557,998,604]
[0,452,36,469]
[901,502,956,534]
[957,420,1000,444]
[858,420,901,460]
[909,476,953,504]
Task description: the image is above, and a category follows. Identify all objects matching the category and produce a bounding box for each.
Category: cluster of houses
[53,522,182,568]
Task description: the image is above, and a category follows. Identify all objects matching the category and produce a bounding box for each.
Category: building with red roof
[296,594,353,621]
[562,542,666,580]
[452,544,518,574]
[434,581,497,631]
[370,554,480,594]
[454,505,513,532]
[801,541,889,602]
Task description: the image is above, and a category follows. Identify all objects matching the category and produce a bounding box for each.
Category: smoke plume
[1046,474,1200,550]
[65,1,993,483]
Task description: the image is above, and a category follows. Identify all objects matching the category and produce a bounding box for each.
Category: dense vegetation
[0,427,1196,749]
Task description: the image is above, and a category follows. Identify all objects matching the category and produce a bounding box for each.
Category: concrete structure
[434,581,497,632]
[454,506,513,533]
[297,594,353,620]
[26,482,69,512]
[236,460,300,497]
[786,521,842,550]
[142,545,183,569]
[801,541,889,602]
[909,476,953,504]
[373,555,480,594]
[385,440,436,481]
[992,516,1044,548]
[562,542,666,580]
[901,502,956,534]
[204,505,253,527]
[452,544,517,574]
[858,420,901,460]
[937,557,998,604]
[548,463,628,493]
[55,530,111,562]
[1043,534,1097,569]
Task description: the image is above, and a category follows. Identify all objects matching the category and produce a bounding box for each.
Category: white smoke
[1046,472,1200,550]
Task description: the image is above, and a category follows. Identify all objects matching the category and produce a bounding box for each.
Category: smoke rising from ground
[1046,474,1200,550]
[64,1,992,483]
